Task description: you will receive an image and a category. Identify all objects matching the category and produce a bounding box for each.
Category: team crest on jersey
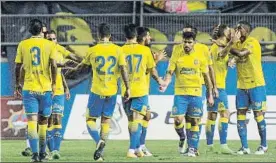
[194,59,199,65]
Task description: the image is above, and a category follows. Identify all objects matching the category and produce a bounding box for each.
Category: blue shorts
[202,85,207,101]
[123,96,150,117]
[172,95,203,118]
[207,89,228,112]
[202,85,207,108]
[22,90,52,117]
[86,92,117,118]
[236,86,266,111]
[52,95,65,115]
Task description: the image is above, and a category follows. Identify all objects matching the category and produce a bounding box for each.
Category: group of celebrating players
[14,18,267,162]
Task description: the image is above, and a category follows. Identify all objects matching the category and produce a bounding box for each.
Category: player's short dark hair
[49,30,56,35]
[98,23,111,39]
[238,21,252,32]
[182,31,196,40]
[184,24,198,35]
[213,24,228,39]
[29,19,42,35]
[136,27,149,43]
[124,24,137,40]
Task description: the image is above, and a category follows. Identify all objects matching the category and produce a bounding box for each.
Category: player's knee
[253,110,263,118]
[185,115,191,123]
[86,117,97,123]
[52,114,62,125]
[208,112,217,120]
[127,115,133,122]
[38,115,48,125]
[132,111,144,120]
[144,111,151,121]
[237,109,247,115]
[219,110,229,118]
[101,116,111,123]
[190,117,200,126]
[27,114,38,122]
[174,116,184,125]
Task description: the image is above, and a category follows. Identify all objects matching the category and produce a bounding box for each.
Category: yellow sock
[142,120,149,128]
[191,126,200,132]
[101,123,110,141]
[174,123,184,129]
[206,119,216,132]
[28,121,38,139]
[38,124,47,140]
[255,115,264,122]
[237,115,246,121]
[53,124,62,129]
[186,122,191,130]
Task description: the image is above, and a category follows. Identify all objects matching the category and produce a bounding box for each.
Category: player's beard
[145,40,151,47]
[184,46,191,53]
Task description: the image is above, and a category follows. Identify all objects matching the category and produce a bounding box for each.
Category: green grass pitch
[1,140,276,162]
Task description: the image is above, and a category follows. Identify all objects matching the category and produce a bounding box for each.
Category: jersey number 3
[31,47,41,66]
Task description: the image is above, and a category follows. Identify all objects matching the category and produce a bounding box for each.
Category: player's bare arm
[230,48,251,57]
[203,72,214,106]
[160,70,173,92]
[14,63,23,98]
[209,65,219,98]
[56,59,78,69]
[61,73,70,100]
[65,62,90,77]
[119,65,130,101]
[218,41,234,58]
[149,67,164,86]
[218,30,239,58]
[67,53,83,63]
[50,58,58,92]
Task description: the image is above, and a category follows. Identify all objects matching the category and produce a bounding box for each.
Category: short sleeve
[15,42,23,63]
[49,43,58,61]
[57,44,71,58]
[117,48,126,66]
[81,49,92,65]
[168,45,181,72]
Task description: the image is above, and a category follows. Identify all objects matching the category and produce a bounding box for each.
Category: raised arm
[230,48,251,57]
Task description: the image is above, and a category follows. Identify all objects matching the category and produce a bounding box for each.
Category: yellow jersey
[195,43,212,85]
[15,36,57,92]
[168,43,208,96]
[56,44,71,57]
[54,44,71,95]
[82,42,126,96]
[210,43,229,89]
[233,37,265,89]
[121,43,156,97]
